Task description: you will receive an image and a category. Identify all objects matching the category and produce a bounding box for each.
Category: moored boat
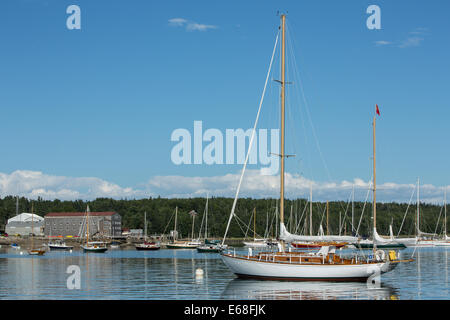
[80,206,108,253]
[48,239,74,250]
[136,241,160,250]
[220,14,412,281]
[81,241,108,252]
[135,212,161,250]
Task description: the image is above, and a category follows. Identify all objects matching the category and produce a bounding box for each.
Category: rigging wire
[222,30,280,244]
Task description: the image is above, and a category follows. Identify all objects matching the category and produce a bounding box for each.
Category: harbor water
[0,246,448,300]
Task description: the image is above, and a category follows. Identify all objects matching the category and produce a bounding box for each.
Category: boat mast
[309,184,313,236]
[86,205,90,245]
[174,206,178,241]
[352,184,355,235]
[144,211,147,241]
[417,178,420,237]
[279,13,286,251]
[326,201,329,235]
[444,188,447,237]
[31,202,34,250]
[373,113,377,252]
[253,207,256,240]
[205,196,209,240]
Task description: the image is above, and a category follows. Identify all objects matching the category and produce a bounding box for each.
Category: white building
[5,213,45,236]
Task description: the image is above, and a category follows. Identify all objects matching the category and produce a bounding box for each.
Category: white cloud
[168,17,217,32]
[0,170,447,204]
[168,18,187,27]
[146,170,446,204]
[374,40,391,46]
[375,28,429,48]
[186,23,217,32]
[398,36,424,48]
[0,170,147,200]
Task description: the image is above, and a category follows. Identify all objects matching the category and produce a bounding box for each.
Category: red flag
[376,104,380,116]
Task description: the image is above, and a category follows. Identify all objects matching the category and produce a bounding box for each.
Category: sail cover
[279,223,358,242]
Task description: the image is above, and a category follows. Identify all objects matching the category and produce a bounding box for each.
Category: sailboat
[221,14,411,281]
[197,196,228,253]
[243,208,276,248]
[80,205,108,253]
[402,179,437,247]
[290,196,350,249]
[431,189,450,246]
[135,211,161,250]
[352,109,405,250]
[166,207,200,249]
[28,203,46,256]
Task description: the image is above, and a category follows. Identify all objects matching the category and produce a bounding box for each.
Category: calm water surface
[0,246,448,300]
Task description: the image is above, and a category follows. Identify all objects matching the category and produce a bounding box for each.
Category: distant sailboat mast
[417,178,420,237]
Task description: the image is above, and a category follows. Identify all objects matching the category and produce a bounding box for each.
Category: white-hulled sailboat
[166,207,201,249]
[433,189,450,246]
[81,205,108,253]
[220,14,411,281]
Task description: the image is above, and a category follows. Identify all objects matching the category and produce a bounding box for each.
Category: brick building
[44,211,122,238]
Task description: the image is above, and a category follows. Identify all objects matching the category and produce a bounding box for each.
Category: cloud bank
[0,170,447,204]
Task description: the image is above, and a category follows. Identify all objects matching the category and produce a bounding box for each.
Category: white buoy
[195,268,204,278]
[20,251,23,255]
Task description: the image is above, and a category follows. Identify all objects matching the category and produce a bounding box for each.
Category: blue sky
[0,0,449,202]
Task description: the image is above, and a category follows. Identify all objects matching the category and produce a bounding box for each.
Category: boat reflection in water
[221,279,398,300]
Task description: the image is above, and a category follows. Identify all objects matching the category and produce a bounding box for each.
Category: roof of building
[7,213,44,224]
[45,211,117,217]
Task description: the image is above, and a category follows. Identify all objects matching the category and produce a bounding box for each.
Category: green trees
[0,195,446,238]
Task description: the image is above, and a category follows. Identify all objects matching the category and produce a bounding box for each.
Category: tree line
[0,195,447,239]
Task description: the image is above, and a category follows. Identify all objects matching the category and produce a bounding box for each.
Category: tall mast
[174,206,178,240]
[444,188,447,237]
[326,201,329,235]
[191,212,195,240]
[205,196,209,239]
[309,184,313,236]
[417,178,420,236]
[86,205,90,244]
[278,14,286,251]
[253,207,256,240]
[31,202,34,250]
[144,211,147,241]
[373,114,377,252]
[352,184,355,235]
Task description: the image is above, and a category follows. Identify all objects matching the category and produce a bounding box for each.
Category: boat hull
[135,245,161,251]
[197,246,223,253]
[28,250,45,256]
[81,246,108,253]
[221,253,390,282]
[165,242,199,249]
[48,245,73,250]
[433,241,450,247]
[353,242,406,249]
[291,242,347,249]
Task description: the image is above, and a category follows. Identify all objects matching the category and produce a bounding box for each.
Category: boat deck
[223,251,376,266]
